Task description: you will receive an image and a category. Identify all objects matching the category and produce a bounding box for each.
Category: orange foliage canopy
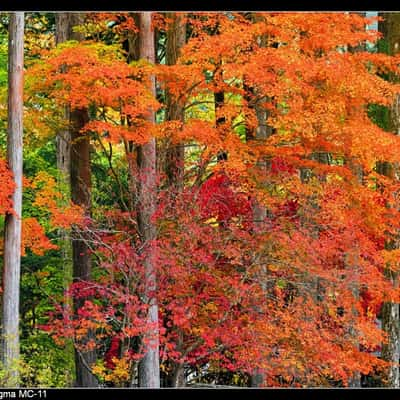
[27,42,159,145]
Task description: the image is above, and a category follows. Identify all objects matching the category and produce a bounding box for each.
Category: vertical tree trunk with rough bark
[2,12,24,387]
[162,13,187,386]
[164,12,186,188]
[248,82,271,388]
[57,12,98,388]
[347,159,363,388]
[137,12,160,388]
[55,13,72,180]
[70,107,97,387]
[378,12,400,388]
[54,14,75,386]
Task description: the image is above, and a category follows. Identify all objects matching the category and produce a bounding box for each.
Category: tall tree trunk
[55,14,72,265]
[54,14,75,386]
[248,84,271,388]
[164,12,186,188]
[137,12,160,388]
[2,12,24,387]
[347,159,363,388]
[55,13,72,180]
[59,12,98,388]
[163,14,187,386]
[70,107,97,387]
[124,13,140,212]
[377,12,400,388]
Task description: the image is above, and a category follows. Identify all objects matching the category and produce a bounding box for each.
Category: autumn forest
[0,11,400,389]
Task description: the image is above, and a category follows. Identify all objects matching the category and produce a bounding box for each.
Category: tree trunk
[378,12,400,388]
[54,14,75,386]
[124,13,140,212]
[243,14,272,387]
[164,12,186,187]
[55,12,73,278]
[137,12,160,388]
[248,82,272,388]
[347,158,363,388]
[381,275,400,387]
[55,13,72,180]
[162,15,187,386]
[70,106,97,387]
[59,12,97,388]
[171,363,185,387]
[2,12,24,387]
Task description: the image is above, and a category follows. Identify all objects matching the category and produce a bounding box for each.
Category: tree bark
[54,14,75,386]
[163,15,187,386]
[137,12,160,388]
[378,12,400,388]
[58,12,98,388]
[55,13,72,180]
[70,105,97,387]
[171,363,185,387]
[2,12,24,387]
[55,12,73,279]
[164,12,186,187]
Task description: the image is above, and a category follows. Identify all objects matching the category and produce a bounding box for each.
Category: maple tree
[1,11,400,388]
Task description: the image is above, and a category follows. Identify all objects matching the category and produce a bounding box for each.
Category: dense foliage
[1,12,400,387]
